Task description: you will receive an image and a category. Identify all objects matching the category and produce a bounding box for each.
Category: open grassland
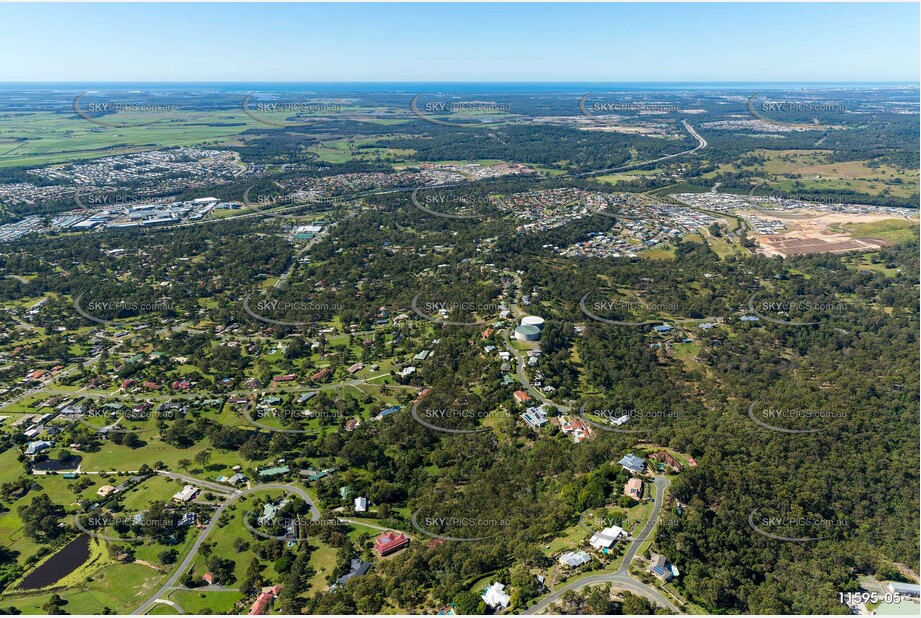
[835,218,919,244]
[3,560,163,615]
[168,589,241,613]
[0,111,260,168]
[713,149,919,199]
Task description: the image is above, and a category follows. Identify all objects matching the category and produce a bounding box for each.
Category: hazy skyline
[1,3,918,82]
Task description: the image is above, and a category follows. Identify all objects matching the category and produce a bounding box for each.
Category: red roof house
[248,585,283,616]
[374,530,409,556]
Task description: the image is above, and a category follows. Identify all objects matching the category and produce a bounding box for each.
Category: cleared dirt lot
[744,209,913,257]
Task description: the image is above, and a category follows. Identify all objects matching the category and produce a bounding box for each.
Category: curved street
[132,483,318,615]
[523,475,679,615]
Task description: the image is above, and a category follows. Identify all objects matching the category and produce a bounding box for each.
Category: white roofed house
[559,550,592,568]
[482,581,511,610]
[354,496,369,513]
[589,525,626,549]
[172,484,199,503]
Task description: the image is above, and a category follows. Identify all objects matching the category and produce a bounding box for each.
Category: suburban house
[258,466,290,480]
[648,553,676,582]
[172,485,199,503]
[24,440,53,456]
[347,362,364,374]
[618,453,646,474]
[513,390,532,404]
[202,572,215,585]
[309,367,332,382]
[650,450,684,472]
[97,485,119,498]
[248,585,283,615]
[624,478,644,500]
[354,496,369,512]
[227,473,248,486]
[522,405,548,428]
[272,373,296,383]
[374,530,409,556]
[560,416,591,443]
[589,525,626,549]
[482,582,511,610]
[258,499,290,526]
[559,550,592,568]
[335,558,372,586]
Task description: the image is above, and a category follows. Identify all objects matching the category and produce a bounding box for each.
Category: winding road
[132,483,318,615]
[575,119,707,178]
[523,476,680,615]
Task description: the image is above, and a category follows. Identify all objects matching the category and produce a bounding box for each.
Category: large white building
[482,582,511,609]
[589,525,626,549]
[172,484,199,503]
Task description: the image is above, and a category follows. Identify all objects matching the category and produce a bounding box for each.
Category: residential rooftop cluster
[672,192,917,218]
[27,147,243,188]
[420,161,536,181]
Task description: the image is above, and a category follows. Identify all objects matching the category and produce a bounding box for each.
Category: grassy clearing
[168,589,241,614]
[837,219,918,244]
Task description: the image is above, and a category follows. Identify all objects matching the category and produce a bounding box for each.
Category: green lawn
[168,589,242,614]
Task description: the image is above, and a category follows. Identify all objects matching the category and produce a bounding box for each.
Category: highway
[574,119,707,178]
[523,476,680,615]
[132,483,318,615]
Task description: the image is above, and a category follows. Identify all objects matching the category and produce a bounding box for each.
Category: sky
[1,3,918,82]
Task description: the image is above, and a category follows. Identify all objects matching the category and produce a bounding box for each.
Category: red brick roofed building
[374,530,409,556]
[142,381,161,390]
[650,451,684,472]
[309,367,332,382]
[273,373,296,382]
[120,379,137,390]
[414,388,431,403]
[248,585,283,615]
[202,572,215,585]
[513,390,532,403]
